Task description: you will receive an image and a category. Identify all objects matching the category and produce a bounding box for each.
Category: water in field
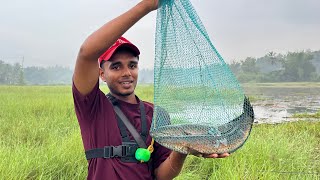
[243,84,320,124]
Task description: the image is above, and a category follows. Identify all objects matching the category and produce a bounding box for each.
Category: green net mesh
[150,0,254,154]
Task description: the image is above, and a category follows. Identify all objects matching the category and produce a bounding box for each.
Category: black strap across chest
[85,93,148,161]
[107,93,148,146]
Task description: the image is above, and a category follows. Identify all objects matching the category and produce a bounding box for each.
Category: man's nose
[122,67,132,77]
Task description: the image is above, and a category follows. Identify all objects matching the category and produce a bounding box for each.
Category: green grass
[0,85,319,179]
[242,82,320,88]
[0,86,87,179]
[247,95,266,102]
[177,121,320,180]
[292,111,320,119]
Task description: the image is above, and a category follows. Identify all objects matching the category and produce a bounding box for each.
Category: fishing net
[150,0,254,154]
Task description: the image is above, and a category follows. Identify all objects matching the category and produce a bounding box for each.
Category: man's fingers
[203,154,218,158]
[203,153,230,158]
[187,146,230,158]
[217,153,230,158]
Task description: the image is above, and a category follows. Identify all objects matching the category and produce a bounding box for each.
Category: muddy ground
[243,85,320,124]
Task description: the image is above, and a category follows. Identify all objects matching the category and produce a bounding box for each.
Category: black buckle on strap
[104,145,127,158]
[85,142,139,160]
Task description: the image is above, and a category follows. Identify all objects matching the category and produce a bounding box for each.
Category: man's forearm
[155,152,187,180]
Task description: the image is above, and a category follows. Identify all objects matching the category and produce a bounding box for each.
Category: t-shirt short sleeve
[72,80,100,127]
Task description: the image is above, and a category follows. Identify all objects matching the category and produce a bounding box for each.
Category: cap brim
[101,43,140,62]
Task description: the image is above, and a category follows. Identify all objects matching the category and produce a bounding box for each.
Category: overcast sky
[0,0,319,69]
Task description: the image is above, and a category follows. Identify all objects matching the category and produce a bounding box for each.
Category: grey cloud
[0,0,319,67]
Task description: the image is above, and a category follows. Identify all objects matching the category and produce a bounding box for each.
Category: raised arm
[73,0,158,95]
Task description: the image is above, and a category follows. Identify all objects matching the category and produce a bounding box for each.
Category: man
[72,0,229,179]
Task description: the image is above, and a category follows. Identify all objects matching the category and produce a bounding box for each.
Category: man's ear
[99,67,107,82]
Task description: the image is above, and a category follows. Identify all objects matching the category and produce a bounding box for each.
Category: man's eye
[111,65,120,70]
[130,64,137,69]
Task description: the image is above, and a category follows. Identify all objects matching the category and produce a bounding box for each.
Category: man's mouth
[119,80,134,88]
[121,82,131,84]
[120,80,133,84]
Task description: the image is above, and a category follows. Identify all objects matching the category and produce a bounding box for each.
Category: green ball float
[135,148,151,162]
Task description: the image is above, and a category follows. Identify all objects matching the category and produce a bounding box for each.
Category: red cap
[98,37,140,64]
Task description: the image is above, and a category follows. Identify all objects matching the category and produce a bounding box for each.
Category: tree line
[229,50,320,82]
[0,62,73,85]
[0,61,25,85]
[0,61,153,85]
[0,50,319,85]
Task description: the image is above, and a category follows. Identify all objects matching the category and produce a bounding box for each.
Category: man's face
[100,51,139,97]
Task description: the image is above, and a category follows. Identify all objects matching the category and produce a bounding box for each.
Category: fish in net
[150,0,254,154]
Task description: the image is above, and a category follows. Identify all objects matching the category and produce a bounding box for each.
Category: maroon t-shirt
[72,81,171,180]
